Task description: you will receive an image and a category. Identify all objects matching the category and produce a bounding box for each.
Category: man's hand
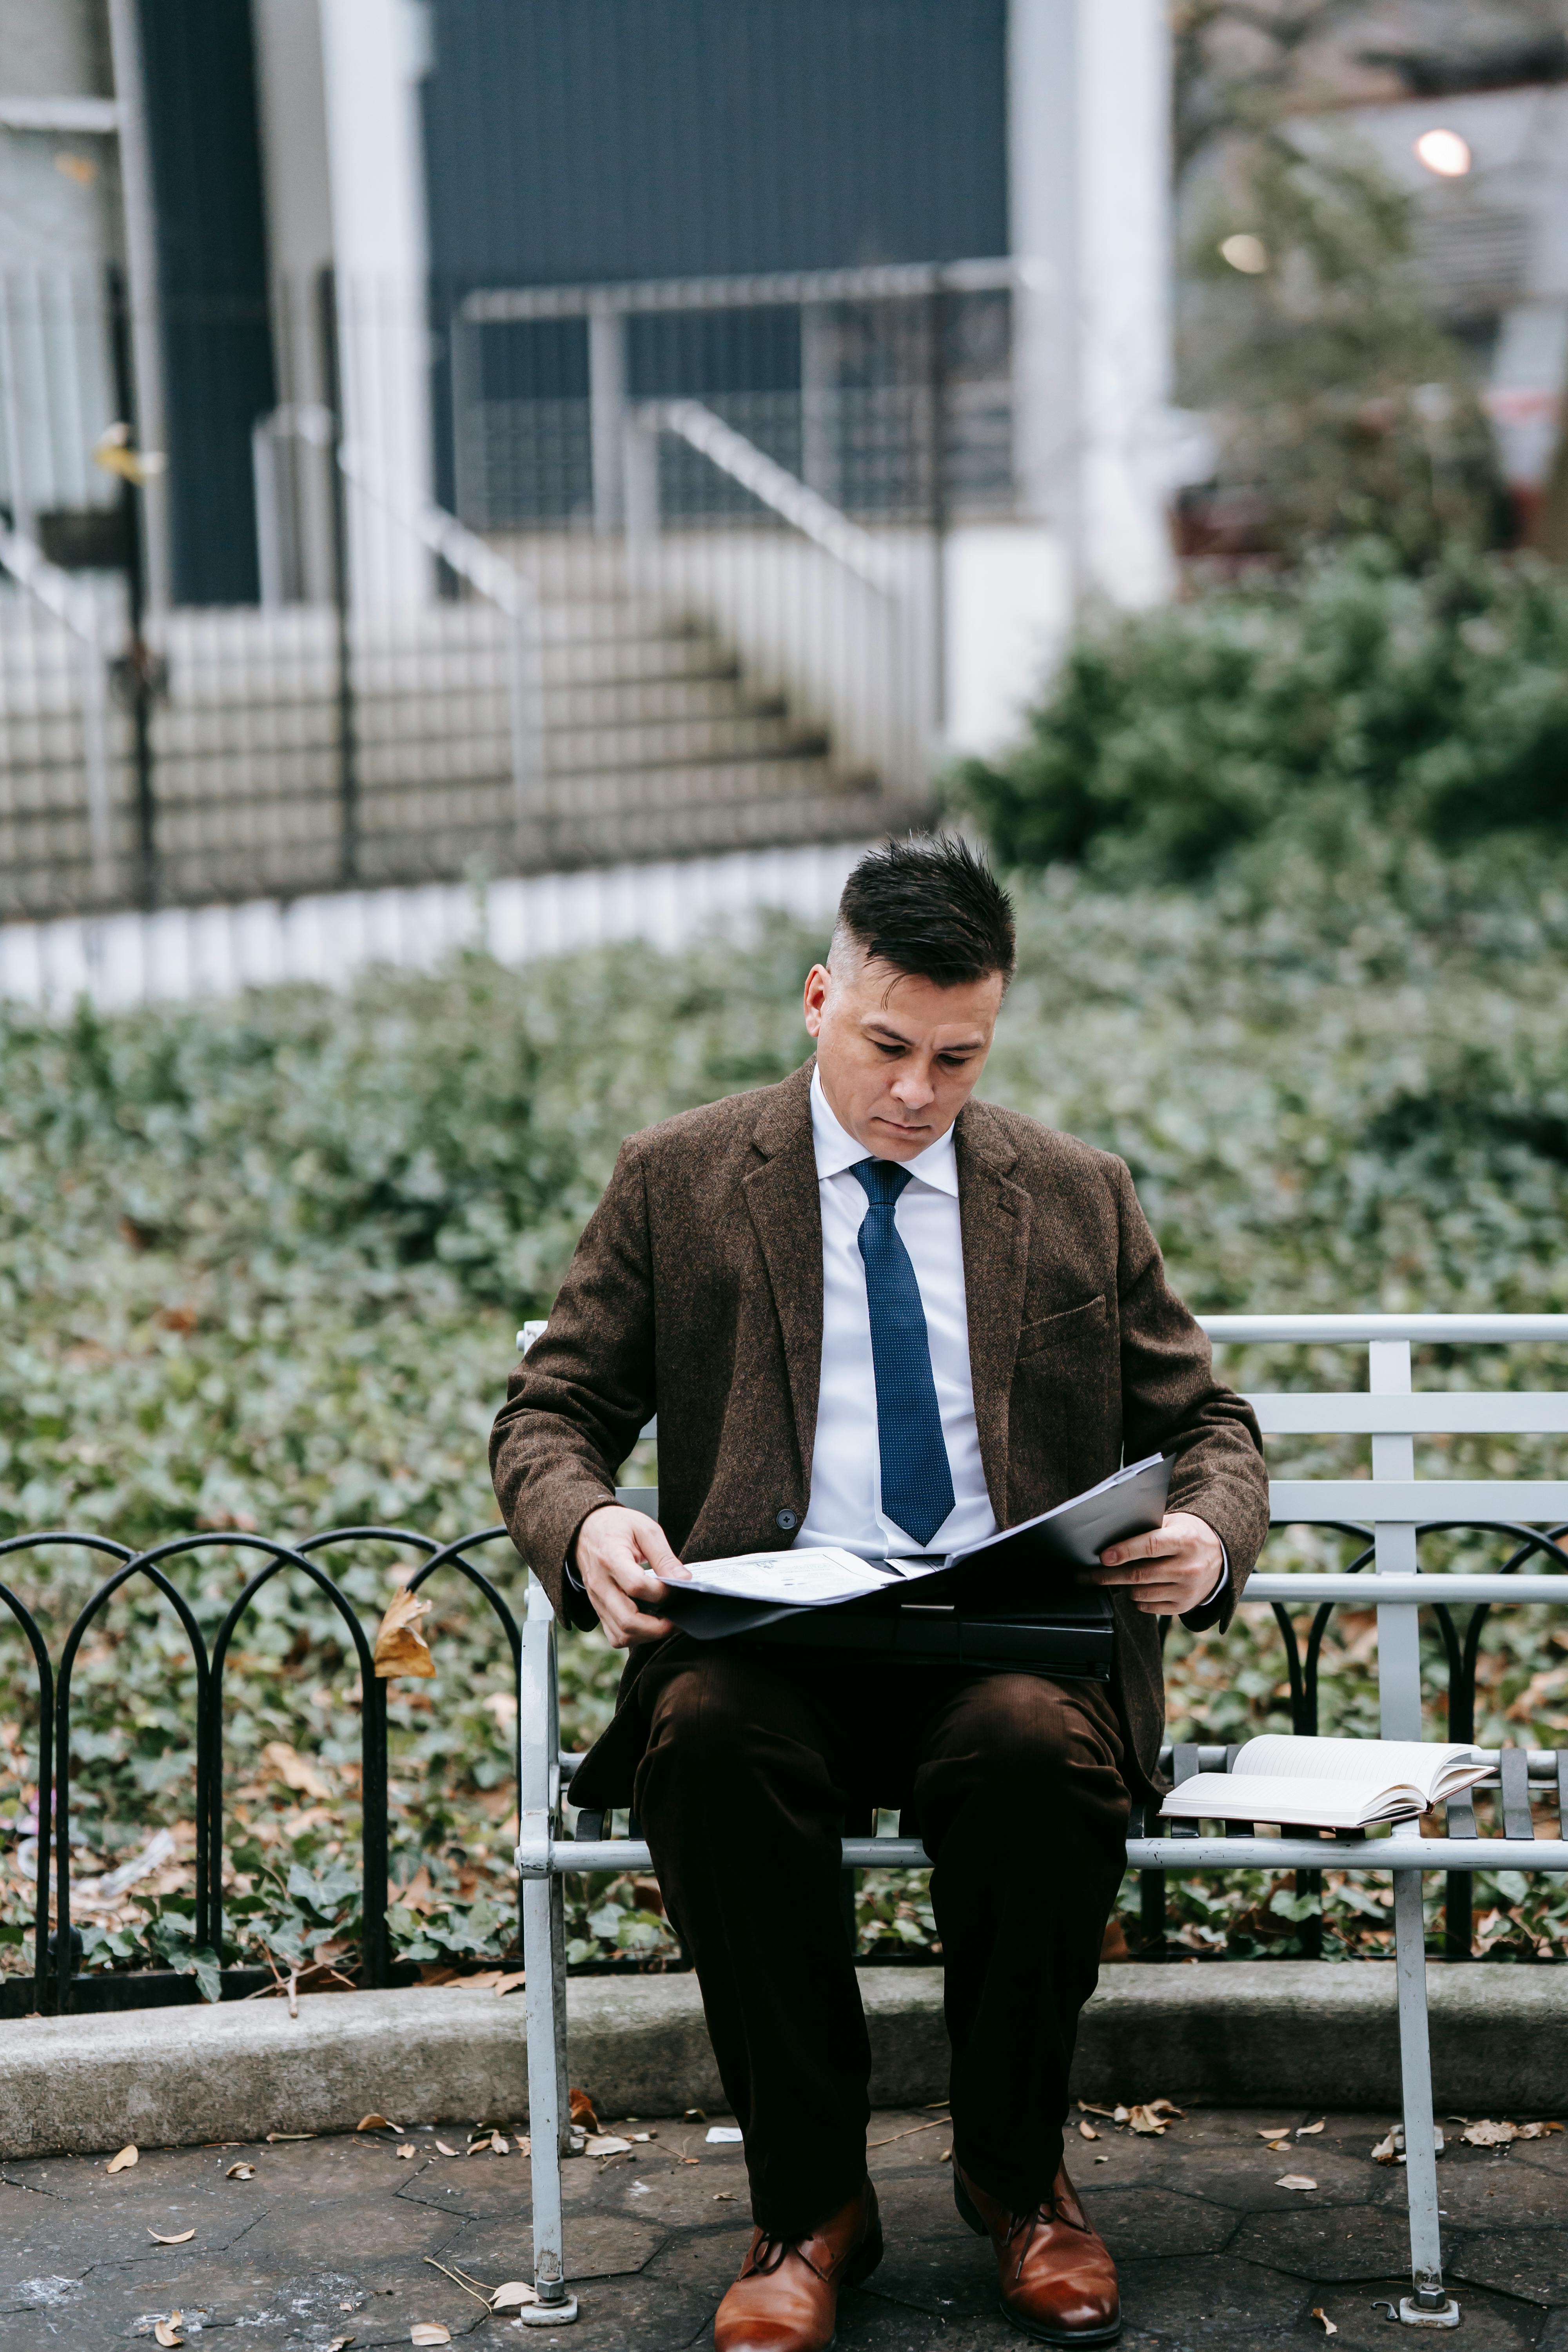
[1079,1511,1224,1617]
[574,1505,690,1648]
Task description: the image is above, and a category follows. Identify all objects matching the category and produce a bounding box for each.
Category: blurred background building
[1,0,1565,977]
[0,0,1172,943]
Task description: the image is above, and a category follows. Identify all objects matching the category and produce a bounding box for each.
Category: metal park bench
[513,1313,1568,2328]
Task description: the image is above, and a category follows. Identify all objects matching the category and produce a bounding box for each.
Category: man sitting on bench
[492,836,1269,2350]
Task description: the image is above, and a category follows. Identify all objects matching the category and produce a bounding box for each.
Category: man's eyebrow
[862,1018,983,1052]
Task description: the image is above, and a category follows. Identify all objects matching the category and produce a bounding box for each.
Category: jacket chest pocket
[1014,1292,1108,1361]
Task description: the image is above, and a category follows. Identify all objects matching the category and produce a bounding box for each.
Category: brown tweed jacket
[490,1058,1268,1806]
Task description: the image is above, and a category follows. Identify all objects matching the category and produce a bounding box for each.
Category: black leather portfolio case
[739,1590,1113,1680]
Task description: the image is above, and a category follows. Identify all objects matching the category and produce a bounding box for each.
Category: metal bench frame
[514,1312,1568,2327]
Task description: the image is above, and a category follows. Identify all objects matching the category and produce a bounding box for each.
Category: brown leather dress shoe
[713,2178,882,2352]
[954,2160,1121,2344]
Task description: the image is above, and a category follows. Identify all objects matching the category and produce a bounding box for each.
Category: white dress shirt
[797,1067,998,1559]
[795,1066,1227,1604]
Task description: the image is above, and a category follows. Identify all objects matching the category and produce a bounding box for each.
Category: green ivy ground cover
[3,840,1567,1991]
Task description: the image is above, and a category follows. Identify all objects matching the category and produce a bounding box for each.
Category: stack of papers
[656,1453,1173,1639]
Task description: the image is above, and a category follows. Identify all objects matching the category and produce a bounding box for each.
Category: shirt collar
[809,1065,959,1197]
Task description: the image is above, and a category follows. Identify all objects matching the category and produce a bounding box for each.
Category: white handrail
[0,524,115,898]
[636,399,898,596]
[336,441,543,845]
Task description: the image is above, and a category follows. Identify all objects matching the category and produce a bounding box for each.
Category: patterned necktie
[848,1158,956,1546]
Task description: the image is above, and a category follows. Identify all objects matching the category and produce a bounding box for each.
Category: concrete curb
[3,1963,1565,2160]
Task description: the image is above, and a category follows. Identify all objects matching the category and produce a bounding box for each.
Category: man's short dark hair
[832,835,1016,989]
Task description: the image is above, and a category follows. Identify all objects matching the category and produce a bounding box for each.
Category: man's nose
[891,1067,935,1109]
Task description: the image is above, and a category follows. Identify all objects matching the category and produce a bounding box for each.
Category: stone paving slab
[3,2105,1566,2350]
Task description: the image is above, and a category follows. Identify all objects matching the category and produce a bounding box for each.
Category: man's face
[803,943,1004,1161]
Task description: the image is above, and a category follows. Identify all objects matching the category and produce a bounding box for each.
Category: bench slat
[1499,1746,1535,1842]
[1248,1393,1568,1435]
[1269,1479,1568,1523]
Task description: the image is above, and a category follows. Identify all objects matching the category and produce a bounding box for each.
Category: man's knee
[933,1675,1124,1793]
[642,1655,816,1781]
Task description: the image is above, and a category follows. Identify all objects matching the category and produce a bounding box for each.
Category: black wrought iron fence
[3,1513,1564,2017]
[0,1521,521,2018]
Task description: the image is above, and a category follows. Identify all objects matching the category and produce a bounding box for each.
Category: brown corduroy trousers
[631,1643,1130,2236]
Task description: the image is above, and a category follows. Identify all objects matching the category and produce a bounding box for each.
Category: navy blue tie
[849,1158,956,1546]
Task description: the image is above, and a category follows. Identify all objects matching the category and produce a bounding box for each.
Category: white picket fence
[0,839,869,1011]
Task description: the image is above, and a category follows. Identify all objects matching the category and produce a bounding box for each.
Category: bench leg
[521,1869,579,2325]
[1391,1863,1457,2327]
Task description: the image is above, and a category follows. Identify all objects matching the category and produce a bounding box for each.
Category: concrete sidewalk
[4,1963,1568,2163]
[4,2103,1566,2351]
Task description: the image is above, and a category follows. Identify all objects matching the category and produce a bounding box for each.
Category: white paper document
[1160,1735,1491,1831]
[671,1548,924,1607]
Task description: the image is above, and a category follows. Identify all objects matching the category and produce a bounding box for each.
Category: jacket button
[775,1508,798,1532]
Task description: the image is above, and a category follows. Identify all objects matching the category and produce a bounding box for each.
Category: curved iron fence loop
[289,1525,526,1958]
[1432,1606,1463,1736]
[1275,1529,1373,1731]
[0,1581,56,2011]
[54,1550,214,2016]
[1269,1603,1308,1734]
[201,1534,386,1984]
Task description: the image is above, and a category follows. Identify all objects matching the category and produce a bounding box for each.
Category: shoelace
[1003,2192,1092,2282]
[743,2233,831,2285]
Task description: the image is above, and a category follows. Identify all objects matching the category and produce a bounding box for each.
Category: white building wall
[942,0,1173,757]
[315,0,433,604]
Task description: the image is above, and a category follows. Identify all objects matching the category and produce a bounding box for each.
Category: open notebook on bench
[1160,1735,1491,1831]
[647,1451,1173,1673]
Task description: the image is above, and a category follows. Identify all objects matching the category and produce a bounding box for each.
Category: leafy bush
[954,543,1568,884]
[4,858,1568,1976]
[1176,134,1502,562]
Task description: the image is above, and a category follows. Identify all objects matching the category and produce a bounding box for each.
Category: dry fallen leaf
[266,2132,315,2144]
[106,2144,139,2174]
[148,2228,196,2245]
[1277,2174,1318,2191]
[396,2144,416,2160]
[1297,2121,1325,2137]
[1147,2100,1185,2120]
[154,2320,183,2348]
[1311,2309,1338,2336]
[1111,2105,1130,2124]
[261,1738,334,1800]
[516,2136,531,2158]
[226,2161,256,2180]
[1077,2102,1117,2120]
[1078,2121,1100,2141]
[1371,2131,1399,2163]
[1461,2120,1516,2148]
[713,2191,736,2201]
[1516,2122,1562,2140]
[357,2114,399,2132]
[328,2339,355,2350]
[569,2087,600,2132]
[584,2133,632,2157]
[490,2132,508,2154]
[410,2327,452,2346]
[374,1585,436,1680]
[679,2157,699,2166]
[491,2283,539,2311]
[1257,2128,1291,2143]
[1127,2106,1169,2136]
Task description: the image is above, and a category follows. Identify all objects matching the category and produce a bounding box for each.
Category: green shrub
[954,542,1568,884]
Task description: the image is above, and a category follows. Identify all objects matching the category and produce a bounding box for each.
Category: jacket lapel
[956,1100,1033,1522]
[743,1061,824,1483]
